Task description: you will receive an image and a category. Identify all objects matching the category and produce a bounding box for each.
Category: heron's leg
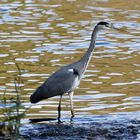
[58,95,62,123]
[69,91,75,121]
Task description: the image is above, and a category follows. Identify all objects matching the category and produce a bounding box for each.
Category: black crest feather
[97,21,109,26]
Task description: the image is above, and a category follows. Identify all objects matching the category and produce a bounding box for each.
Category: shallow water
[0,0,140,121]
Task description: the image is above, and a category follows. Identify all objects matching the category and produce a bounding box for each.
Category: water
[0,0,140,120]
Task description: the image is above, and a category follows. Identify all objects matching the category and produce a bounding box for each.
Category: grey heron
[30,21,115,122]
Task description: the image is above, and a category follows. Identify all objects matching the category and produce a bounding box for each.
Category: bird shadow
[29,118,57,123]
[29,117,74,124]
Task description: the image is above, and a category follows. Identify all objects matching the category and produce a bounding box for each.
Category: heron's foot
[70,114,75,122]
[57,117,63,124]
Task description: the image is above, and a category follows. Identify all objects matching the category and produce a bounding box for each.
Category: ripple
[123,96,140,102]
[15,57,39,62]
[78,104,119,111]
[24,88,35,91]
[0,86,6,90]
[0,0,140,119]
[20,30,43,35]
[92,82,103,85]
[98,76,111,79]
[75,93,125,100]
[4,62,15,65]
[0,54,9,57]
[0,77,6,79]
[21,73,49,77]
[6,83,24,87]
[106,73,123,76]
[7,70,17,73]
[86,6,120,12]
[112,81,140,86]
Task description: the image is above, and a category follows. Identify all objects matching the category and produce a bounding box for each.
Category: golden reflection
[0,0,140,119]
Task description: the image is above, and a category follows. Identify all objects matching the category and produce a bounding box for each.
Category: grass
[0,63,30,139]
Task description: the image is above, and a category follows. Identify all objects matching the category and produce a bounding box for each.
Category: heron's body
[30,59,88,102]
[30,21,114,122]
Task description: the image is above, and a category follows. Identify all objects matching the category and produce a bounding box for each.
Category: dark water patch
[20,112,140,140]
[0,0,140,126]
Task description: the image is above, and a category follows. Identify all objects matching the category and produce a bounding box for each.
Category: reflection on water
[0,0,140,119]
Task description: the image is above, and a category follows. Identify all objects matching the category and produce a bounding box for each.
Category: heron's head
[96,21,115,30]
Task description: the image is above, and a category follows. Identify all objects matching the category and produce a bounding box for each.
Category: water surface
[0,0,140,120]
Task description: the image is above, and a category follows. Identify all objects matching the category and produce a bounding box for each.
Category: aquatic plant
[0,63,29,139]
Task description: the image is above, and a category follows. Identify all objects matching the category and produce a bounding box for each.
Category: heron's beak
[107,23,118,30]
[108,23,129,34]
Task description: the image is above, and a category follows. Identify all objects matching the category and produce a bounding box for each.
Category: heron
[30,21,115,122]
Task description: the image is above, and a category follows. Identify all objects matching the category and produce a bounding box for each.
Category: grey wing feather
[43,67,79,98]
[30,64,80,103]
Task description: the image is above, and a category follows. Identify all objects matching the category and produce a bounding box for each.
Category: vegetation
[0,63,29,139]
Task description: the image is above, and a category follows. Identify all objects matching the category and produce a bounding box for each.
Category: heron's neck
[80,26,99,71]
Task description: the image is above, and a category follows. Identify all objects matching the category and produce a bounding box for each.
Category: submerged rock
[20,112,140,140]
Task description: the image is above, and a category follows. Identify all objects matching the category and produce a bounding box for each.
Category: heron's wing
[43,67,79,98]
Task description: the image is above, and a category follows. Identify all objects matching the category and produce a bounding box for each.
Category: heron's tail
[30,93,38,103]
[30,86,44,103]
